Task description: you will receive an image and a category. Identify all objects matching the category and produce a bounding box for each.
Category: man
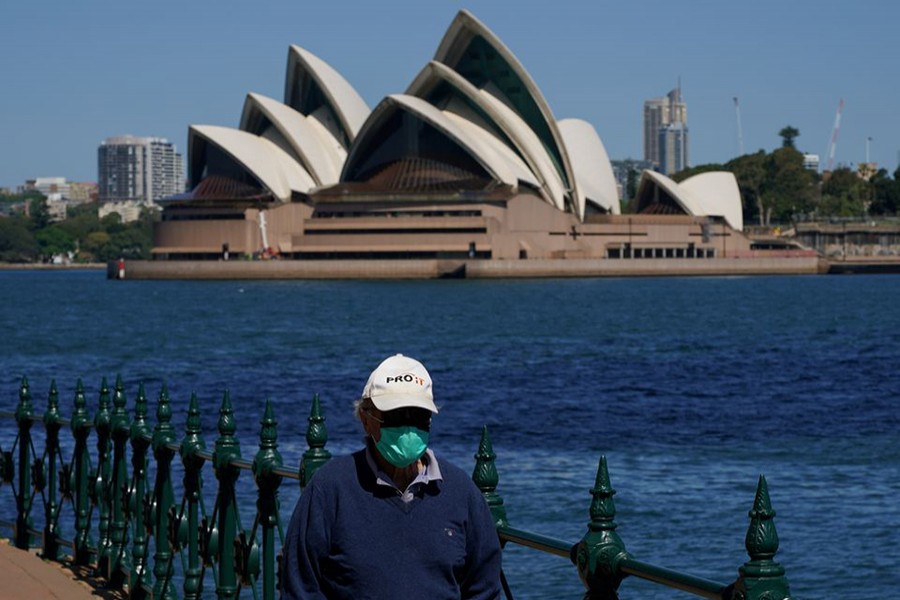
[281,354,502,600]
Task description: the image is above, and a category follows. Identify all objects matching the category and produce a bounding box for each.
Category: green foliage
[0,217,39,262]
[0,199,158,264]
[726,151,768,225]
[779,126,799,149]
[36,225,76,260]
[0,190,44,205]
[713,143,900,223]
[670,163,726,184]
[724,147,817,225]
[820,168,867,217]
[766,147,817,222]
[625,168,639,202]
[869,169,900,215]
[29,198,51,230]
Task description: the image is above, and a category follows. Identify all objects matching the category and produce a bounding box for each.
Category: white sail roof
[343,94,537,188]
[680,171,743,231]
[284,45,370,148]
[240,92,345,186]
[189,125,315,201]
[407,60,567,211]
[635,170,703,216]
[433,10,581,214]
[634,170,744,230]
[558,118,620,216]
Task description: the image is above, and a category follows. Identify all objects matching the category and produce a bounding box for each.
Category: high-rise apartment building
[643,85,688,174]
[98,136,185,203]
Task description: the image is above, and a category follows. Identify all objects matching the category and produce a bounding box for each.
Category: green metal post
[41,380,63,559]
[152,385,177,600]
[729,476,793,600]
[472,426,508,528]
[572,456,630,600]
[253,401,283,600]
[70,379,93,565]
[213,392,241,600]
[471,425,515,598]
[299,394,330,489]
[181,392,206,600]
[94,377,113,576]
[14,376,34,549]
[106,374,132,587]
[129,383,152,597]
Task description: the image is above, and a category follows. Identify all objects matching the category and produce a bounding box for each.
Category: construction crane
[733,97,744,156]
[825,98,844,172]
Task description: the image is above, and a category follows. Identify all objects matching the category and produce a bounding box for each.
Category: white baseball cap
[362,354,438,413]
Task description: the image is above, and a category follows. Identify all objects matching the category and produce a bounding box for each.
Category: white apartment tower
[643,84,688,174]
[98,135,185,202]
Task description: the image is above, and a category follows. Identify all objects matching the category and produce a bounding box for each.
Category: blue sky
[2,0,898,188]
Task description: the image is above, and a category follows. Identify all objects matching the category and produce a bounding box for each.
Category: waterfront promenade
[0,541,113,599]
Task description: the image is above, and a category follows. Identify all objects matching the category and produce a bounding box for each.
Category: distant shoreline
[0,263,105,271]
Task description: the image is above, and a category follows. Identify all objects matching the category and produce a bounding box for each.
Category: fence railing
[0,376,793,599]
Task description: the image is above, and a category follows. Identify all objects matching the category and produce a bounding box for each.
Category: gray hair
[353,397,375,422]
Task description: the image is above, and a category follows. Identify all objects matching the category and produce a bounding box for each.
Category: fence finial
[573,456,629,599]
[730,475,792,600]
[472,426,508,528]
[300,394,331,489]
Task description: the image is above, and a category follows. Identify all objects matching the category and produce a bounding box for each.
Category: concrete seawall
[114,256,828,280]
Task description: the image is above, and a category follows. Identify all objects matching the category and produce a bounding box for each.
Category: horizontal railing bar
[619,557,727,599]
[0,411,98,430]
[272,466,300,480]
[232,458,253,470]
[497,525,572,559]
[160,442,301,481]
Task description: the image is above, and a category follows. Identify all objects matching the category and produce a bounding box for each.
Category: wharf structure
[149,10,820,279]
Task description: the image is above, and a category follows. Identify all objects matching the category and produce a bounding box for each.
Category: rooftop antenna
[866,136,872,164]
[733,97,745,156]
[825,98,844,171]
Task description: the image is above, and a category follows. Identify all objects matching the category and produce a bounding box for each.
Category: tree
[0,217,39,262]
[869,169,900,215]
[671,163,725,183]
[765,147,818,222]
[727,151,767,225]
[83,231,111,260]
[820,167,869,217]
[36,225,76,260]
[29,197,51,230]
[625,168,639,203]
[779,126,800,149]
[726,147,817,225]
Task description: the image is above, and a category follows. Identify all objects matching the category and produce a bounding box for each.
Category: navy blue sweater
[281,449,502,600]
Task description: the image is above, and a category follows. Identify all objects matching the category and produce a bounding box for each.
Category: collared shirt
[364,442,443,503]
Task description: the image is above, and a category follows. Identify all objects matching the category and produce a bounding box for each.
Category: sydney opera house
[152,10,798,275]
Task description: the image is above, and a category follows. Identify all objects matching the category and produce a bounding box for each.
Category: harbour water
[0,270,898,598]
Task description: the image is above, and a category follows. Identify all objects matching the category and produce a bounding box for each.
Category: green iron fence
[0,376,793,600]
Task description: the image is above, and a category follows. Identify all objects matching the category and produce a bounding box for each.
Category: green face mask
[375,426,429,468]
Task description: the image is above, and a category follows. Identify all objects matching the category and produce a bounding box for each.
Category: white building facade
[98,136,185,203]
